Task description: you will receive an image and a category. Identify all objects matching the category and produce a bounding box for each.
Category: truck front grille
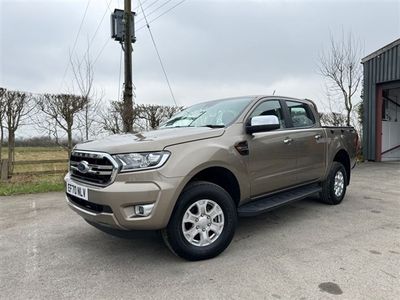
[69,151,118,186]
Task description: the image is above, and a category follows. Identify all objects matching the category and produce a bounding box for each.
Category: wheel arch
[333,149,351,185]
[185,166,241,207]
[174,165,242,209]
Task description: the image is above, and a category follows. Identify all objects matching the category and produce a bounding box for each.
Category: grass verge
[0,174,65,196]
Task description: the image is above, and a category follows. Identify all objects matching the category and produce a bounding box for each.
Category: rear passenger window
[286,101,315,128]
[250,100,285,128]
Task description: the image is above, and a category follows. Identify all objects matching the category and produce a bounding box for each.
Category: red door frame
[375,85,383,162]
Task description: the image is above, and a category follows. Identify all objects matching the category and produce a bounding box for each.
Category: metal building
[362,38,400,161]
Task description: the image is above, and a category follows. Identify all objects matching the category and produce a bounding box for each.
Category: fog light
[134,204,154,217]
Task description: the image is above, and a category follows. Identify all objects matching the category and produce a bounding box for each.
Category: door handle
[283,138,293,144]
[314,134,322,140]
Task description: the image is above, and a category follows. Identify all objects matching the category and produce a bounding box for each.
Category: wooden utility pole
[123,0,134,132]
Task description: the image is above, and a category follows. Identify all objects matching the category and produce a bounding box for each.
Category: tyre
[319,161,347,205]
[162,181,237,261]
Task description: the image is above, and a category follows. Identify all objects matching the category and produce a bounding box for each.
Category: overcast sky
[1,0,400,133]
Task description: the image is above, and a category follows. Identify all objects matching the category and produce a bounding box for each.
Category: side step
[238,183,322,217]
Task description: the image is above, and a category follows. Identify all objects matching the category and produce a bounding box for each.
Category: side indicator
[235,141,249,156]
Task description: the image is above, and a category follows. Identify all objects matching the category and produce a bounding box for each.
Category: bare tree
[0,87,6,161]
[353,85,364,142]
[36,93,88,155]
[318,84,347,127]
[137,104,183,130]
[99,101,125,134]
[319,32,362,126]
[319,112,347,126]
[101,100,149,133]
[352,101,364,142]
[99,102,182,134]
[164,105,183,119]
[69,45,102,141]
[3,90,31,174]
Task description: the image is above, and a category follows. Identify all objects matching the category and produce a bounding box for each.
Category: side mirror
[246,115,280,134]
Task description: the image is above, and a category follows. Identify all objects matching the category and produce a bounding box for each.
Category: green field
[0,147,68,196]
[1,146,68,161]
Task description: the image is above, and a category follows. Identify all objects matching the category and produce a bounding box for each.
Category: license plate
[66,181,88,201]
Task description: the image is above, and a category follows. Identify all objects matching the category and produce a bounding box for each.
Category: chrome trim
[70,161,114,170]
[70,165,113,176]
[70,150,120,187]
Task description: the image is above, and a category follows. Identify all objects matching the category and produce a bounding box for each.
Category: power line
[88,0,111,45]
[93,39,111,66]
[59,0,91,90]
[94,0,186,92]
[91,0,114,65]
[76,0,112,70]
[106,0,113,12]
[138,0,177,106]
[95,0,187,65]
[61,0,186,88]
[136,0,187,32]
[134,0,151,12]
[135,0,174,25]
[138,0,160,15]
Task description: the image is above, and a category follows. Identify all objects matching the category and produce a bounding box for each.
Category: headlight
[113,151,170,172]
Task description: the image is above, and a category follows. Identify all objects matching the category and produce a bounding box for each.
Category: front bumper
[65,172,184,230]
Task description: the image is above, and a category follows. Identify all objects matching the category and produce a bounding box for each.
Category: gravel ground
[1,162,399,299]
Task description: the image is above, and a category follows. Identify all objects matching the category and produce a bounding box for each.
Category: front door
[247,100,297,197]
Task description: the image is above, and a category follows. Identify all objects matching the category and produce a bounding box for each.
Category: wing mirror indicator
[246,115,280,134]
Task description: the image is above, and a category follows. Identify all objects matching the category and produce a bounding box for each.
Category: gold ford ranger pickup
[65,96,358,260]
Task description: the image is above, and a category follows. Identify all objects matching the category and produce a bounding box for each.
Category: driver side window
[250,100,286,128]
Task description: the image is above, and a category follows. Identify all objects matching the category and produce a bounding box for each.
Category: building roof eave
[361,38,400,64]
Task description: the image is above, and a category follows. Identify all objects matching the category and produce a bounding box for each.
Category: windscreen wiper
[200,125,225,128]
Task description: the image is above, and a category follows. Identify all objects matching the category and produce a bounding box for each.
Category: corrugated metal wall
[362,40,400,160]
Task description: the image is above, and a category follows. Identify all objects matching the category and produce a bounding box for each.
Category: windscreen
[160,97,253,128]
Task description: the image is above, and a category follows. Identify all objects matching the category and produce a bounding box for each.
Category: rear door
[284,100,326,183]
[247,99,297,197]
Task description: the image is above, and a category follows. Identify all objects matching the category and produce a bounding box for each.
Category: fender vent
[235,141,249,156]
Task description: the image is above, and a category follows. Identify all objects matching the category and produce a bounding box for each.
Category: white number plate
[67,181,88,201]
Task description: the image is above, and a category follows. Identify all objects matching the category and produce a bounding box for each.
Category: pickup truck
[65,96,358,261]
